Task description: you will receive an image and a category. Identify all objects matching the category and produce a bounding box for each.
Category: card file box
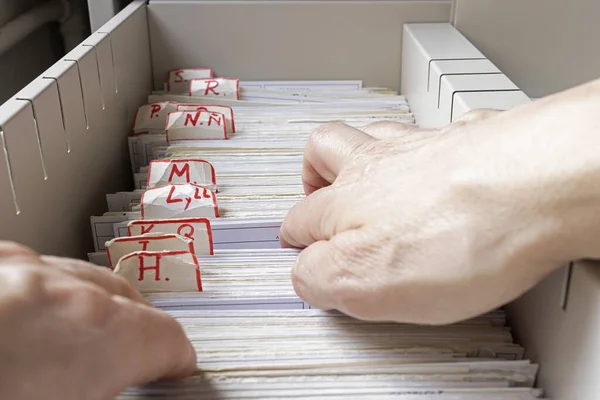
[0,1,598,399]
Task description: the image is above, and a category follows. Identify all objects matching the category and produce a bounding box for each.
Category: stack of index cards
[85,68,546,399]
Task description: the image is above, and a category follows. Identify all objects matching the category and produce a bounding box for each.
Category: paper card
[166,111,228,141]
[151,296,311,311]
[127,137,139,172]
[167,68,213,93]
[239,80,363,91]
[88,251,109,268]
[134,134,168,167]
[106,191,144,212]
[189,78,240,99]
[176,104,236,133]
[128,217,214,255]
[133,102,178,134]
[147,159,217,190]
[91,214,131,251]
[134,172,147,190]
[141,184,219,220]
[113,250,203,292]
[152,146,169,161]
[105,233,195,269]
[211,218,282,250]
[113,221,130,238]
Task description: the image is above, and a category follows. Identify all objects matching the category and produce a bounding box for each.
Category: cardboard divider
[0,1,152,258]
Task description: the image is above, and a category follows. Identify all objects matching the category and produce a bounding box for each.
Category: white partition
[0,1,152,258]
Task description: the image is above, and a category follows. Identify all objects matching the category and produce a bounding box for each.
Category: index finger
[102,296,196,396]
[303,122,374,195]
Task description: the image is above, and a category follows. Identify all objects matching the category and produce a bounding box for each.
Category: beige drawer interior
[0,2,598,399]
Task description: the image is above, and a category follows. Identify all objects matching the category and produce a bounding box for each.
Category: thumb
[291,227,389,321]
[303,122,375,195]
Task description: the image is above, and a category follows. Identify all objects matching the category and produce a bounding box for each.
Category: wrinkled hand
[0,242,196,400]
[281,81,600,325]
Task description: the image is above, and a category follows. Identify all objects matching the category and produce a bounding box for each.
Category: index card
[106,191,144,212]
[87,251,109,267]
[239,80,363,91]
[211,218,282,250]
[166,111,228,141]
[167,68,213,93]
[133,102,178,134]
[128,217,214,255]
[114,250,203,293]
[113,221,130,238]
[133,172,147,190]
[176,104,236,133]
[147,159,217,190]
[141,184,219,220]
[91,214,131,251]
[105,233,194,269]
[189,78,240,99]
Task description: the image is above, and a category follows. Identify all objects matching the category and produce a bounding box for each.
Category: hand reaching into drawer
[0,241,196,400]
[280,79,600,325]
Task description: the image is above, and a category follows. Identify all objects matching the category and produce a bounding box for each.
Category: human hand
[280,81,600,325]
[0,241,196,400]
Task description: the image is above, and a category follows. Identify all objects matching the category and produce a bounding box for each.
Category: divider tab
[166,111,228,141]
[128,217,214,255]
[113,249,203,292]
[105,233,194,269]
[141,184,219,219]
[189,78,240,99]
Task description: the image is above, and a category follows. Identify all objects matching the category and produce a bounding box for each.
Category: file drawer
[0,2,597,400]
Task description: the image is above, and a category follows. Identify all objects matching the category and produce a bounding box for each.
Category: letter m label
[168,163,191,183]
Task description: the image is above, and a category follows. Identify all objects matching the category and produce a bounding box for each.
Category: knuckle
[51,284,115,327]
[0,266,48,305]
[112,273,137,297]
[0,240,37,260]
[307,122,347,149]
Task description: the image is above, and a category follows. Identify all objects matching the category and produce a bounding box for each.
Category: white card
[211,218,282,250]
[166,111,228,141]
[105,233,194,269]
[167,68,213,93]
[128,217,214,255]
[141,184,219,220]
[189,78,240,99]
[91,214,131,251]
[147,159,216,190]
[113,250,203,292]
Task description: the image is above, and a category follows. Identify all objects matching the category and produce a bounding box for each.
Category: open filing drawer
[0,1,598,399]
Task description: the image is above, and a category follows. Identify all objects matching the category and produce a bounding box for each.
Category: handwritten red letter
[168,163,191,183]
[184,112,201,127]
[150,104,161,119]
[174,70,184,83]
[205,80,220,96]
[140,224,154,235]
[177,224,195,239]
[166,186,183,204]
[138,254,162,281]
[208,113,223,126]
